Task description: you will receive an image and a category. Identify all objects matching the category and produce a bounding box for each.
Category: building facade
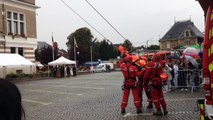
[0,0,39,62]
[159,20,203,50]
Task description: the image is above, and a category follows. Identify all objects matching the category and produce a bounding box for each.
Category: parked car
[92,63,114,73]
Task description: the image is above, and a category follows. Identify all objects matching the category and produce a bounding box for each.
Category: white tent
[48,56,76,65]
[0,53,36,78]
[48,56,76,77]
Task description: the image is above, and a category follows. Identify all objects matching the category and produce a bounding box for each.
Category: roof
[159,20,203,41]
[48,56,76,65]
[0,54,35,67]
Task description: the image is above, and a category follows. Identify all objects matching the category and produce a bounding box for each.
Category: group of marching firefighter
[118,46,169,116]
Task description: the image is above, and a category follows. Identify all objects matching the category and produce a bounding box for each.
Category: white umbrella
[184,55,198,69]
[183,47,199,58]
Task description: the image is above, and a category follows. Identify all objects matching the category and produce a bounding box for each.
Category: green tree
[123,39,133,52]
[67,27,94,65]
[38,46,58,64]
[99,39,119,60]
[147,45,160,50]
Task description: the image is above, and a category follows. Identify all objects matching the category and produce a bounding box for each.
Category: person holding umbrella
[184,55,198,92]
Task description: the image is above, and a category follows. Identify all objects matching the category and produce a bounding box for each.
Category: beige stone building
[0,0,39,62]
[159,20,203,50]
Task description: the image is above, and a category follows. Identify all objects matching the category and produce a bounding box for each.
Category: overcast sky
[35,0,205,50]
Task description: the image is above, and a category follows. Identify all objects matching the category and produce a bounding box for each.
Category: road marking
[22,99,52,106]
[24,89,83,96]
[70,86,105,90]
[53,85,105,90]
[94,83,121,86]
[167,98,197,101]
[123,110,196,117]
[123,112,153,117]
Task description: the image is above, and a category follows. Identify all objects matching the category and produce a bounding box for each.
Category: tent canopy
[48,56,76,65]
[0,53,34,67]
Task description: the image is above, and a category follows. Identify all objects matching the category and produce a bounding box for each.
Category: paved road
[15,71,204,120]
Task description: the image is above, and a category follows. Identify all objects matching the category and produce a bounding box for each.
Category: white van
[92,63,114,73]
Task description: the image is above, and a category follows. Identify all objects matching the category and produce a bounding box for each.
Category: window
[18,47,23,56]
[10,47,24,56]
[186,31,189,37]
[11,47,16,53]
[185,39,190,46]
[166,42,170,49]
[6,11,25,35]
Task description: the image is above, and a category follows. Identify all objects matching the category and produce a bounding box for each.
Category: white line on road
[123,112,153,117]
[123,110,195,117]
[25,89,83,96]
[167,98,197,101]
[94,83,121,86]
[22,99,52,106]
[54,85,105,90]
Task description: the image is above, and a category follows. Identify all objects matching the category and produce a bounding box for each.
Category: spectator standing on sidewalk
[172,60,179,89]
[163,64,172,92]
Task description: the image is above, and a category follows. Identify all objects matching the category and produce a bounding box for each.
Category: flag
[74,37,78,48]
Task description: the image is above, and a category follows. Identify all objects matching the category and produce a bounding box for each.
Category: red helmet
[140,56,147,61]
[131,55,139,63]
[124,56,132,63]
[138,59,147,67]
[160,73,168,83]
[152,54,162,61]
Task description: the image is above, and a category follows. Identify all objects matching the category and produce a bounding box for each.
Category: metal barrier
[168,69,203,93]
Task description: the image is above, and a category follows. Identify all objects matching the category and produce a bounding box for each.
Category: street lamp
[146,40,150,49]
[90,38,97,71]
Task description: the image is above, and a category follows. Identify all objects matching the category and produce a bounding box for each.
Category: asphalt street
[15,71,204,120]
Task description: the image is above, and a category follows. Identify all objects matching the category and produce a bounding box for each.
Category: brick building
[159,20,203,50]
[0,0,39,62]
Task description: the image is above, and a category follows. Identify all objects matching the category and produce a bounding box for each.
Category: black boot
[121,109,126,115]
[136,108,142,114]
[147,103,153,109]
[153,109,163,116]
[163,108,168,115]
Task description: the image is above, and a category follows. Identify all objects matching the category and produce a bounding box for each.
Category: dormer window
[186,31,189,37]
[185,29,191,37]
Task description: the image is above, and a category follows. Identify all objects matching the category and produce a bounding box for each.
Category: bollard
[197,98,206,120]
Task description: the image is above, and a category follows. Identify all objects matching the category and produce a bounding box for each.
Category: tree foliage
[35,46,58,64]
[147,45,160,50]
[98,39,119,61]
[66,27,94,65]
[123,39,133,52]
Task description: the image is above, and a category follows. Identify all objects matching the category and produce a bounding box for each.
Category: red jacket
[120,62,141,81]
[143,60,164,86]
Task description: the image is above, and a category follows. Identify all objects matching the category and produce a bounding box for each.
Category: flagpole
[52,32,54,61]
[90,40,93,70]
[74,37,77,68]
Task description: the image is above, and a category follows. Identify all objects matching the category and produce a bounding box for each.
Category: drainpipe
[2,2,6,53]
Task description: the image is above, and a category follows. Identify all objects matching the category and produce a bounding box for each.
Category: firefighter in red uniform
[132,56,148,109]
[143,54,168,116]
[120,56,142,114]
[139,56,153,109]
